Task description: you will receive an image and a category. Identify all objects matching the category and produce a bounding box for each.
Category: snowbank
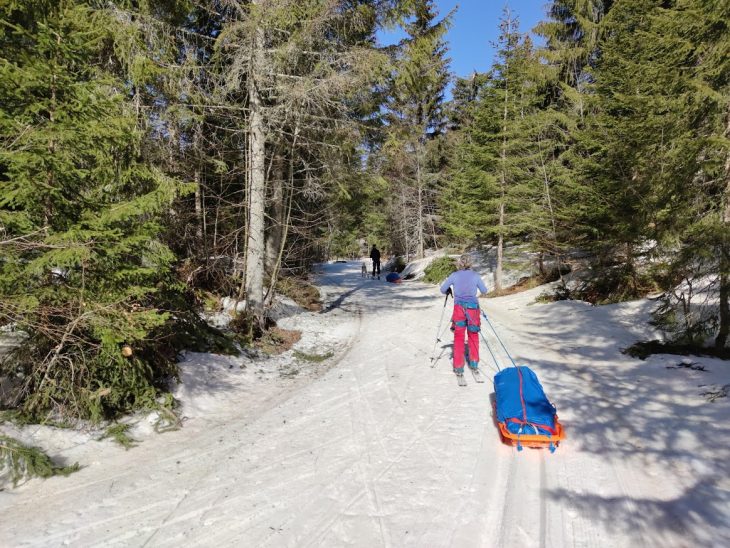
[394,245,538,288]
[0,291,357,490]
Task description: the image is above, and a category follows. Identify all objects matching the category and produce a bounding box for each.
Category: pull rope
[481,310,517,368]
[478,328,501,372]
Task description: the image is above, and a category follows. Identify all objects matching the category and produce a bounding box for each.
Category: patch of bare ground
[276,276,322,312]
[485,274,551,298]
[255,327,302,356]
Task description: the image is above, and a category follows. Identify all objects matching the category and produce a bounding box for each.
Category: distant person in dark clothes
[370,244,381,279]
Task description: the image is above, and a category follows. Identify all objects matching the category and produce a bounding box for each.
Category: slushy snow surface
[1,261,729,547]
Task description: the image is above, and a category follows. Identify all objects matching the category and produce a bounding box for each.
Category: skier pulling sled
[480,311,565,452]
[437,254,488,385]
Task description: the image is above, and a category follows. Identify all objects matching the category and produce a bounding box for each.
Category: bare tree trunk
[235,131,248,279]
[400,188,410,262]
[718,270,728,349]
[245,9,266,327]
[265,130,298,307]
[496,201,504,292]
[266,155,285,272]
[194,178,204,240]
[494,10,513,293]
[193,128,204,244]
[416,142,425,259]
[537,134,565,284]
[213,198,220,252]
[430,212,438,250]
[715,111,730,349]
[496,78,509,292]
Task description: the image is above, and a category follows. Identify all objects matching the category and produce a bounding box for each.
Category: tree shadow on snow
[502,301,730,544]
[547,477,729,546]
[176,353,244,404]
[318,263,436,315]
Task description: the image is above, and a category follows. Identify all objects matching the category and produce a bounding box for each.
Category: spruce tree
[212,0,388,328]
[0,1,191,420]
[639,0,729,346]
[383,0,451,259]
[441,74,501,246]
[535,0,614,117]
[443,9,542,290]
[578,0,729,340]
[531,0,615,259]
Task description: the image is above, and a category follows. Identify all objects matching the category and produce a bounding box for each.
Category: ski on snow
[469,367,485,383]
[455,368,484,386]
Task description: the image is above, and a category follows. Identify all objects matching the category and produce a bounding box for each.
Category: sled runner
[493,366,564,451]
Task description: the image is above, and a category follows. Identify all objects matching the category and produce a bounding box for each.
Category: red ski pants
[452,304,480,368]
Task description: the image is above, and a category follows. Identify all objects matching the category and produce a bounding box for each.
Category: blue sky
[378,1,550,92]
[437,0,548,78]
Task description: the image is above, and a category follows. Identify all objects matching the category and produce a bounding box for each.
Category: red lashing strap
[512,366,557,436]
[517,366,528,423]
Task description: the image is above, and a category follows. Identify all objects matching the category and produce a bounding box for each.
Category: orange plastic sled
[497,418,565,449]
[490,397,565,450]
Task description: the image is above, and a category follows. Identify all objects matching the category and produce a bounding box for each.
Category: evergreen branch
[0,434,79,488]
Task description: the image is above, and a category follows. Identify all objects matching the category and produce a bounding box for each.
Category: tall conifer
[578,0,729,342]
[383,0,451,259]
[0,1,192,420]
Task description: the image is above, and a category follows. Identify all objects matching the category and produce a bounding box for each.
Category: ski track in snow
[1,262,729,547]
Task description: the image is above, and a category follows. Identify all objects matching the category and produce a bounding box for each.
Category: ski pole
[430,318,454,367]
[428,291,451,366]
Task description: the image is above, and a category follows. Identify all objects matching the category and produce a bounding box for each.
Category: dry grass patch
[276,276,322,311]
[293,350,334,363]
[486,275,546,298]
[255,327,302,356]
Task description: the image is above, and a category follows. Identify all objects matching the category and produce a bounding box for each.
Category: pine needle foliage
[100,423,136,450]
[0,1,194,421]
[0,434,79,487]
[573,0,729,335]
[442,10,574,280]
[382,0,452,259]
[422,256,456,284]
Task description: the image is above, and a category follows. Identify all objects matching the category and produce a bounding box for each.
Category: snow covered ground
[1,261,729,547]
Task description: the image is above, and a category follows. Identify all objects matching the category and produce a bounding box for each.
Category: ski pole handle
[443,288,452,305]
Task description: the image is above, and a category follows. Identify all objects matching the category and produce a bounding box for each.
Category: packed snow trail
[1,262,729,547]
